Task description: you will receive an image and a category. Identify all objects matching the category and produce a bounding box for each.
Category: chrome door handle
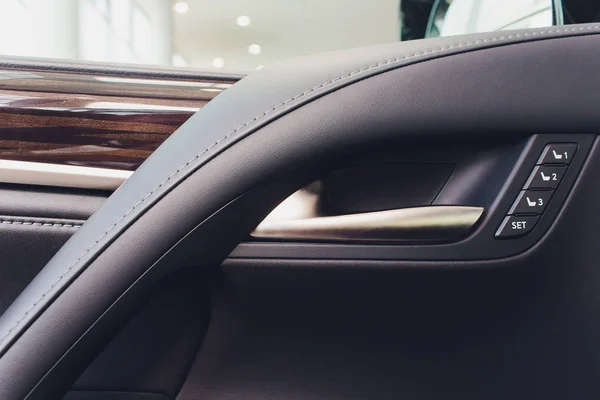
[251,206,484,243]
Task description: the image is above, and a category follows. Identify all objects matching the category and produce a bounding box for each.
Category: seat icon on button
[540,172,552,182]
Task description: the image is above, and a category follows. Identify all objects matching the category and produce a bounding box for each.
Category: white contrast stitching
[0,220,82,228]
[1,24,599,345]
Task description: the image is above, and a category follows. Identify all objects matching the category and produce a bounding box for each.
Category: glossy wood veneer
[0,62,241,170]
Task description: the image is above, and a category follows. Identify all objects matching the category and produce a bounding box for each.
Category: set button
[496,215,539,238]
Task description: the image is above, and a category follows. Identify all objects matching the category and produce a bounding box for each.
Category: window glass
[0,0,591,74]
[429,0,552,38]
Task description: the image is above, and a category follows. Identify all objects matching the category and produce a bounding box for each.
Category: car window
[429,0,552,38]
[0,0,594,74]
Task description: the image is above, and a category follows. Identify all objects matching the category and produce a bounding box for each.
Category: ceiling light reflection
[236,16,251,27]
[174,2,189,14]
[248,44,261,55]
[212,57,225,68]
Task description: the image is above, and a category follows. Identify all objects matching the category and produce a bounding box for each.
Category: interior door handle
[251,206,484,243]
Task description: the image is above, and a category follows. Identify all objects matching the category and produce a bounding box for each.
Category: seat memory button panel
[496,142,579,239]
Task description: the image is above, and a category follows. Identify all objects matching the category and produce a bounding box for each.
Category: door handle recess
[251,205,484,243]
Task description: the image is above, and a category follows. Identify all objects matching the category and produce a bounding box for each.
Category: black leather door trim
[3,25,599,361]
[2,24,600,399]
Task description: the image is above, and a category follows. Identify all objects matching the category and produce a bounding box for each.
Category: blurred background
[0,0,577,73]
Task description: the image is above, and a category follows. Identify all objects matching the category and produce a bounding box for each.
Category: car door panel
[1,24,600,400]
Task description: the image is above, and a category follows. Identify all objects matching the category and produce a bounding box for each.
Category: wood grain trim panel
[0,66,240,171]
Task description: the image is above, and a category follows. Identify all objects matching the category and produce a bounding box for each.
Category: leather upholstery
[0,221,80,317]
[2,24,600,398]
[0,185,107,220]
[0,186,104,317]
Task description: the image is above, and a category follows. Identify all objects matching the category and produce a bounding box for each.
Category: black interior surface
[198,139,600,400]
[2,25,600,400]
[0,185,108,315]
[67,267,209,400]
[65,135,600,400]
